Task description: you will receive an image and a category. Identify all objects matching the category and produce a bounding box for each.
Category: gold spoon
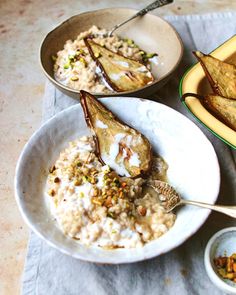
[148,180,236,218]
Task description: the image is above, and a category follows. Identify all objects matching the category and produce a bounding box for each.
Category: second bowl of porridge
[40,8,183,98]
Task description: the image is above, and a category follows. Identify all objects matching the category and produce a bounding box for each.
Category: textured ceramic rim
[204,227,236,294]
[179,35,236,150]
[14,100,220,263]
[40,7,183,97]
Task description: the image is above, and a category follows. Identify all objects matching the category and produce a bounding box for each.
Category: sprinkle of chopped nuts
[214,253,236,282]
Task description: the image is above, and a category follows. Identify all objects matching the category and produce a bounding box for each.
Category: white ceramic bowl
[205,227,236,294]
[15,97,220,263]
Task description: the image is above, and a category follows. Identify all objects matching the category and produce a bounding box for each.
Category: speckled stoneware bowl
[15,97,220,263]
[40,8,183,99]
[205,227,236,294]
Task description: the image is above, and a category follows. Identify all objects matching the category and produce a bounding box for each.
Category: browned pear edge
[84,38,154,93]
[80,90,153,177]
[193,51,224,96]
[182,92,236,131]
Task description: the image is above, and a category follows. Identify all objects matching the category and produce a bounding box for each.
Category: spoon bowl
[149,180,236,218]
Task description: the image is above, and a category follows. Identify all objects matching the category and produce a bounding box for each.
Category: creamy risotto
[53,25,158,93]
[47,136,175,249]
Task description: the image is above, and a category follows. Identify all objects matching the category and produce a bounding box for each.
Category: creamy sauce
[101,133,141,177]
[114,60,129,68]
[110,73,125,81]
[137,65,148,72]
[96,120,108,129]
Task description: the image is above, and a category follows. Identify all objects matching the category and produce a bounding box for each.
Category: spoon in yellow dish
[107,0,173,37]
[148,180,236,218]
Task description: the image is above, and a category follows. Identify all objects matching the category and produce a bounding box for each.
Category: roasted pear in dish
[84,38,154,92]
[182,93,236,131]
[80,90,152,177]
[193,51,236,99]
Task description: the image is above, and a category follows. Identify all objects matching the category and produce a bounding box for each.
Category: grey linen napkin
[23,13,236,295]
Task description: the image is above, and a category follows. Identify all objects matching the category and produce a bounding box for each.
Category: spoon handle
[108,0,174,36]
[182,200,236,218]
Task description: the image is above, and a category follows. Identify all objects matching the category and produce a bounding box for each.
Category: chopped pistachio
[94,52,101,58]
[79,57,87,66]
[68,54,75,60]
[92,198,102,205]
[125,38,134,46]
[63,63,70,69]
[146,53,158,59]
[76,161,82,167]
[79,192,84,198]
[51,55,57,62]
[48,189,55,197]
[82,175,89,182]
[226,273,235,279]
[119,191,124,198]
[107,212,115,219]
[71,76,79,81]
[232,254,236,260]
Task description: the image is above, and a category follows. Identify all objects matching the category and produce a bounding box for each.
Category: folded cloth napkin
[22,12,236,295]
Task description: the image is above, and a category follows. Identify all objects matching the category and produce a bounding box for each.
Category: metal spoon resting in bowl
[148,180,236,218]
[104,0,174,37]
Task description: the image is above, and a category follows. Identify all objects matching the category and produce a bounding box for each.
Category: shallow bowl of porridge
[15,97,220,263]
[40,8,183,98]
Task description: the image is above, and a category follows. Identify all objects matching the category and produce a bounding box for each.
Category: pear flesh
[194,51,236,99]
[85,38,154,92]
[80,90,152,177]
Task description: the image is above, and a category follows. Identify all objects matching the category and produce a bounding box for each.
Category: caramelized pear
[182,92,236,131]
[80,90,152,177]
[193,51,236,99]
[84,38,154,92]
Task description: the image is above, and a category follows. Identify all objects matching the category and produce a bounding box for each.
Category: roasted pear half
[193,51,236,99]
[182,92,236,131]
[80,90,152,177]
[84,38,154,92]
